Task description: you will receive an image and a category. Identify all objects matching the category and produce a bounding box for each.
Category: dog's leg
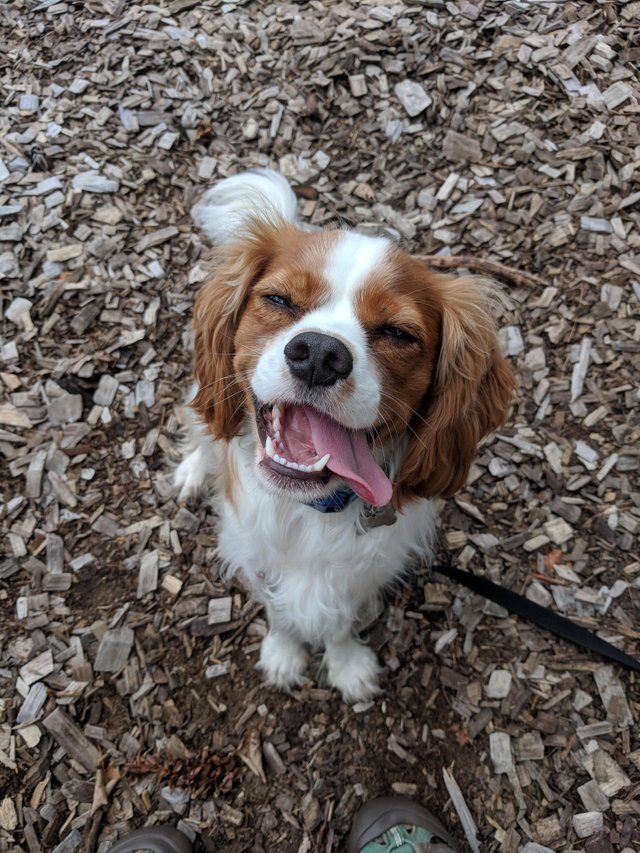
[323,633,382,703]
[258,628,308,691]
[173,401,217,502]
[174,444,213,502]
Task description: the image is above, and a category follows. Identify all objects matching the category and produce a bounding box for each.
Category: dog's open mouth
[255,401,393,507]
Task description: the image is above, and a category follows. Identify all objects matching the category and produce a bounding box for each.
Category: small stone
[93,375,119,406]
[488,457,514,478]
[242,118,259,140]
[572,812,603,839]
[5,296,32,323]
[486,669,512,699]
[18,723,42,747]
[48,393,83,426]
[72,172,119,193]
[394,79,432,116]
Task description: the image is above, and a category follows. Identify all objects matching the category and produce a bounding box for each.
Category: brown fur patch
[357,248,517,508]
[191,221,338,439]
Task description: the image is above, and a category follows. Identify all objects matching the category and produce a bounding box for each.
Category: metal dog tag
[355,502,398,535]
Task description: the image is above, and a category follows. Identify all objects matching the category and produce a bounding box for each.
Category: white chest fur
[214,437,437,644]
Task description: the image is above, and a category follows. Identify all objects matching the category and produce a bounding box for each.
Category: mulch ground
[1,1,639,851]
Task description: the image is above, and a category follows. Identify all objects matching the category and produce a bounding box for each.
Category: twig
[415,254,544,288]
[83,806,106,853]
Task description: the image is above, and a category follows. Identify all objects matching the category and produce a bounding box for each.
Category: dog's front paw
[258,632,308,691]
[173,448,208,502]
[324,638,382,703]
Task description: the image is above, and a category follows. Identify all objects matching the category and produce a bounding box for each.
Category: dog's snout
[284,332,353,388]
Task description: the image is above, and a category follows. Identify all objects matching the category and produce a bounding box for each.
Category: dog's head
[191,179,516,509]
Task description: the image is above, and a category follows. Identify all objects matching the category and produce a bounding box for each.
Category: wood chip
[593,666,634,728]
[137,550,159,598]
[94,627,134,673]
[490,732,513,774]
[43,708,100,773]
[442,768,480,853]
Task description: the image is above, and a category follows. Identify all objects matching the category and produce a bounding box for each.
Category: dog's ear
[191,220,279,440]
[394,275,517,507]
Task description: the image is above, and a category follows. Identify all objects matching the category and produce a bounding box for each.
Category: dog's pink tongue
[304,407,392,507]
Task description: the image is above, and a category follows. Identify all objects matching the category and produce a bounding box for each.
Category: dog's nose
[284,332,353,387]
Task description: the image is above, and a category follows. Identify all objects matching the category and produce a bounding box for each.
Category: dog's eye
[377,325,417,343]
[265,294,295,310]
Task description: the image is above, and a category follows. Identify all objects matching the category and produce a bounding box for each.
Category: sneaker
[347,797,459,852]
[108,826,193,853]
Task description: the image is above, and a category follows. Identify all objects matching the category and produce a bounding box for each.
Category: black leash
[433,563,640,674]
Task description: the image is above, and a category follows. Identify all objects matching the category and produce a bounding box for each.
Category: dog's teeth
[299,464,312,472]
[273,417,280,434]
[265,436,277,460]
[272,403,282,420]
[275,453,287,465]
[311,453,331,471]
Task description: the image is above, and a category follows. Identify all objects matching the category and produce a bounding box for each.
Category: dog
[174,168,517,702]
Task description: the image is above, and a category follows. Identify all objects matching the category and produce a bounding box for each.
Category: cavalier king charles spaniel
[174,168,516,702]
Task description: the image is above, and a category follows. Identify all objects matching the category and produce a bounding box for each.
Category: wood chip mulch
[1,1,639,851]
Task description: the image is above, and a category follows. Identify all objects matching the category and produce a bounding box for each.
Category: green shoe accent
[360,823,436,852]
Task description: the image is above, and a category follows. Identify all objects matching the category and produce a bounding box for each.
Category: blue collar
[306,489,358,513]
